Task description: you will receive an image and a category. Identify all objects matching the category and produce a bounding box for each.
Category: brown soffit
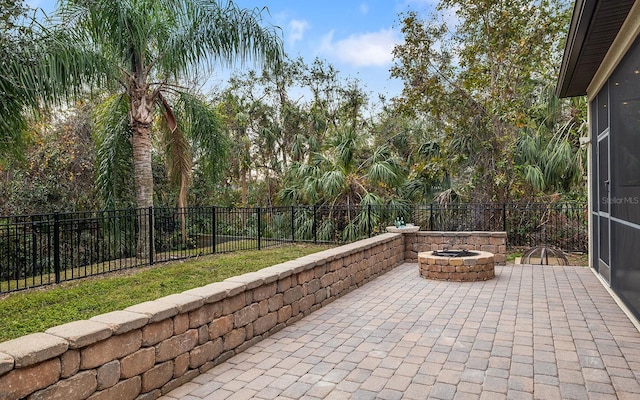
[556,0,636,98]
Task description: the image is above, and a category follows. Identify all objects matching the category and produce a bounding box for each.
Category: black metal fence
[0,203,587,294]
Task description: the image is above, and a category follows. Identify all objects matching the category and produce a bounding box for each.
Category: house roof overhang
[556,0,636,98]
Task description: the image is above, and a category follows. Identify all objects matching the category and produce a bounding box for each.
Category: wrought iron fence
[0,202,587,294]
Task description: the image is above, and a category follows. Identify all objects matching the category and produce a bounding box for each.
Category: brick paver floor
[160,264,640,399]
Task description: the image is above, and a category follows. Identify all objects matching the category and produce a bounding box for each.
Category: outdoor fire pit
[418,249,495,282]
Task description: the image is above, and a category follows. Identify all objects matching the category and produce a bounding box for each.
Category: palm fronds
[94,94,134,209]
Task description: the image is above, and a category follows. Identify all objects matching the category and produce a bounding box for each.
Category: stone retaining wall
[0,234,404,400]
[404,231,507,265]
[0,231,505,399]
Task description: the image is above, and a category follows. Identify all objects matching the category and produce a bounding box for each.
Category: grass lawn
[0,243,332,343]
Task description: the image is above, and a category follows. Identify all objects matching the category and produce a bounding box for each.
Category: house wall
[587,101,594,273]
[586,0,640,320]
[587,1,640,99]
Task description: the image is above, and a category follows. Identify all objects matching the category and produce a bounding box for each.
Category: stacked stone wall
[0,234,404,400]
[404,231,507,265]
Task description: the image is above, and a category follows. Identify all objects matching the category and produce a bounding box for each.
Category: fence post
[291,206,295,243]
[257,207,262,250]
[429,203,434,231]
[148,207,154,265]
[31,221,37,279]
[502,203,507,233]
[313,205,317,244]
[212,206,216,254]
[53,212,60,284]
[368,204,372,238]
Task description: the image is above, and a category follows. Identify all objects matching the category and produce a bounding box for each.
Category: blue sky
[29,0,441,100]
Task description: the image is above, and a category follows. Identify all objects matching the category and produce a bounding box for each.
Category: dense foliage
[0,0,586,217]
[0,105,98,215]
[390,0,583,202]
[0,1,38,164]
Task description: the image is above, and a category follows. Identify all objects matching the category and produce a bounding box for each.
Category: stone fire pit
[418,249,495,282]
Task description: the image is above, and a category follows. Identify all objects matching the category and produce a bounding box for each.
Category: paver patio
[159,263,640,399]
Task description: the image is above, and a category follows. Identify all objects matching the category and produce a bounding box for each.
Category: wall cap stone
[155,294,204,314]
[287,258,317,273]
[125,301,178,323]
[262,262,295,278]
[205,281,247,297]
[416,231,506,237]
[0,333,67,368]
[46,320,112,350]
[182,284,229,304]
[224,272,265,289]
[310,248,342,262]
[90,311,150,335]
[337,243,361,255]
[225,269,281,285]
[251,270,280,284]
[361,232,398,244]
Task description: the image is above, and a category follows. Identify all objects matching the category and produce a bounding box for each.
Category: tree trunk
[131,89,155,260]
[178,172,188,247]
[241,165,248,207]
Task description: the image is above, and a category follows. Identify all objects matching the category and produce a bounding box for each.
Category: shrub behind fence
[0,202,587,294]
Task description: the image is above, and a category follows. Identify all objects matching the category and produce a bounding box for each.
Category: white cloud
[359,3,370,15]
[287,19,310,48]
[318,28,401,67]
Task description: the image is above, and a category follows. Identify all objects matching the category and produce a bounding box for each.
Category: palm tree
[0,1,38,164]
[30,0,283,257]
[515,85,586,197]
[279,128,405,241]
